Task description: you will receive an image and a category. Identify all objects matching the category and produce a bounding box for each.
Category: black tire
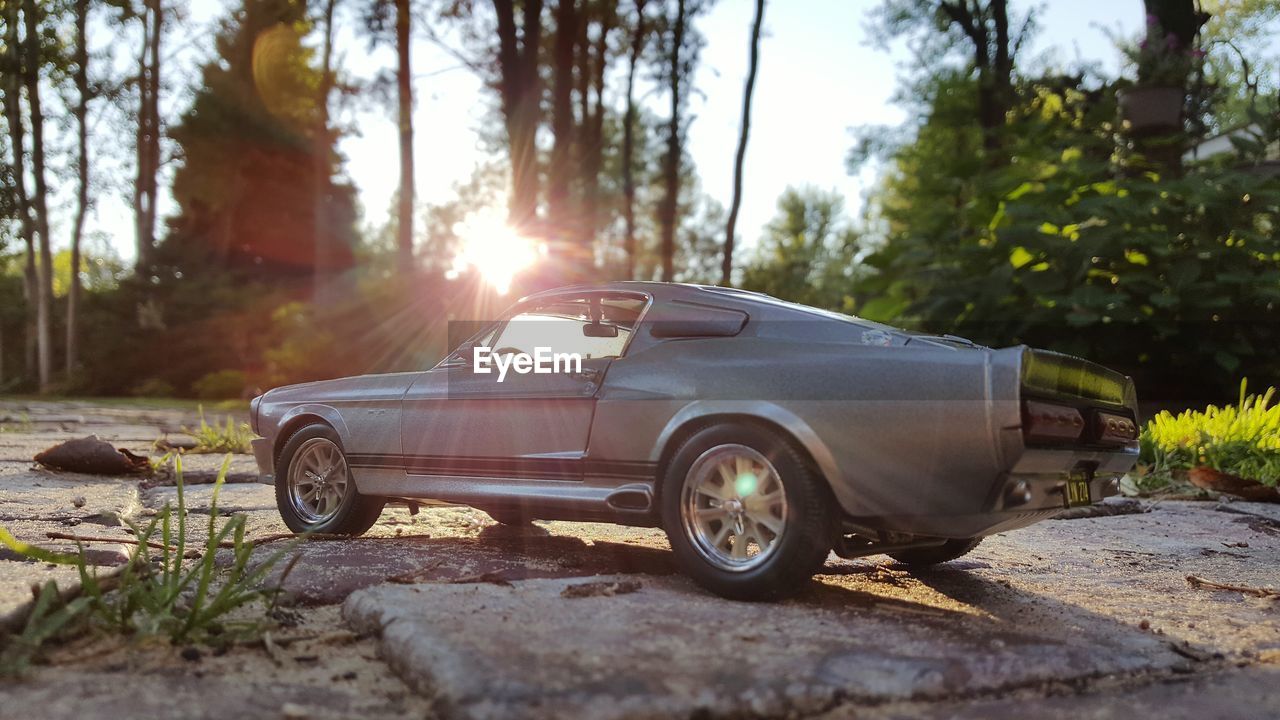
[275,423,385,535]
[888,538,982,566]
[660,422,834,601]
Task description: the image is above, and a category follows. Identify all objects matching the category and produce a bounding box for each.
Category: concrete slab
[253,527,675,606]
[145,483,276,515]
[343,574,1184,719]
[836,665,1280,719]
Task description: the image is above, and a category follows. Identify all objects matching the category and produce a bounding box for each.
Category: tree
[314,0,339,302]
[22,0,54,390]
[492,0,544,228]
[133,0,162,273]
[548,0,579,253]
[67,0,91,374]
[620,0,648,279]
[939,0,1014,158]
[574,0,616,273]
[168,0,357,280]
[1,0,38,380]
[740,186,859,312]
[655,0,705,281]
[865,0,1031,165]
[722,0,764,286]
[395,0,414,268]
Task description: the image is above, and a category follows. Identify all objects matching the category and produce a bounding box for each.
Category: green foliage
[0,458,296,674]
[192,369,247,400]
[1140,379,1280,488]
[855,74,1280,400]
[740,186,861,312]
[167,0,357,277]
[131,378,177,398]
[185,407,255,454]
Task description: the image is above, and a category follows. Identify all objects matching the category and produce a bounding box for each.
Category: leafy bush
[0,457,296,674]
[192,369,247,400]
[131,378,177,398]
[852,78,1280,403]
[1139,379,1280,489]
[185,407,255,454]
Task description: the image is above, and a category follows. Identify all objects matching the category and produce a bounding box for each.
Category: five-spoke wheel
[661,423,834,601]
[681,444,788,572]
[275,423,385,535]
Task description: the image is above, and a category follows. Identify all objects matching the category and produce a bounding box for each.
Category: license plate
[1064,473,1092,508]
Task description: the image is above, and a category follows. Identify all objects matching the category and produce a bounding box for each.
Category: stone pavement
[2,399,1278,719]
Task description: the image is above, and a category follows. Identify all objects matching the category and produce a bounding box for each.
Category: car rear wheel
[275,423,385,535]
[888,538,982,566]
[660,423,834,601]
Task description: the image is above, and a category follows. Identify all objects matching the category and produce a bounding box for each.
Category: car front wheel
[275,423,385,535]
[660,423,834,601]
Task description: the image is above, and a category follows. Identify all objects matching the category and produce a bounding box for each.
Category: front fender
[276,403,355,450]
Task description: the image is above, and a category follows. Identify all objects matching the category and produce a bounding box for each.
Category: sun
[447,210,543,295]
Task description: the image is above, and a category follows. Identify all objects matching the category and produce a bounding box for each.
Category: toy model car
[250,282,1140,600]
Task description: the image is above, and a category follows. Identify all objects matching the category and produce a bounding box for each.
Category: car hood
[263,371,422,404]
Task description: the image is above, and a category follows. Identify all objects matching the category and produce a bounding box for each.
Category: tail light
[1092,411,1137,444]
[1022,400,1084,444]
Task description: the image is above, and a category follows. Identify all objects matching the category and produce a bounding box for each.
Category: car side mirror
[582,323,618,338]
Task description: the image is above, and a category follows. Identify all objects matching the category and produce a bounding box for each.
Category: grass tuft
[184,406,255,454]
[0,455,298,675]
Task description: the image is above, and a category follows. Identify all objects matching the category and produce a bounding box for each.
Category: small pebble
[72,496,86,508]
[180,646,202,663]
[1139,620,1150,630]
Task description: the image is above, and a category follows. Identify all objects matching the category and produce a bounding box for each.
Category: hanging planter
[1118,86,1184,132]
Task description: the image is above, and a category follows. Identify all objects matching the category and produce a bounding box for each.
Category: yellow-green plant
[1140,379,1280,488]
[185,406,255,454]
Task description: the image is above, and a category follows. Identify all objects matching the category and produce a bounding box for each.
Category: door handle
[574,367,601,382]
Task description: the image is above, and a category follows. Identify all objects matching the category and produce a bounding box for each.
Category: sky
[78,0,1142,266]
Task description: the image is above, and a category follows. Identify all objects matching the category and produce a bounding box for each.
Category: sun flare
[447,210,543,295]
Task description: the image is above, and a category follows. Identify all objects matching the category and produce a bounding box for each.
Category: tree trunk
[493,0,544,230]
[23,0,54,391]
[548,0,578,266]
[2,0,37,381]
[658,0,685,283]
[67,0,90,376]
[722,0,765,286]
[578,4,613,277]
[621,0,647,279]
[940,0,1012,161]
[313,0,338,303]
[133,0,161,274]
[396,0,415,269]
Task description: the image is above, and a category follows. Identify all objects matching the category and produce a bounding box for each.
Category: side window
[489,295,647,360]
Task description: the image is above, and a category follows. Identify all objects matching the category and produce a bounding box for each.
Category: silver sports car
[250,281,1139,600]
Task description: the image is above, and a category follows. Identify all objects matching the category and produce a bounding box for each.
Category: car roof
[520,281,897,332]
[522,281,763,305]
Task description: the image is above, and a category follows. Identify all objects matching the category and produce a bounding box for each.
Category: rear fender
[651,400,843,488]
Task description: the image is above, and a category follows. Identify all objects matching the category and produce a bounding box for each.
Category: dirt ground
[1,399,1277,719]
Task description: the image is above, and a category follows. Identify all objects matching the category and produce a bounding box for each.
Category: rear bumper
[251,437,274,485]
[846,445,1136,539]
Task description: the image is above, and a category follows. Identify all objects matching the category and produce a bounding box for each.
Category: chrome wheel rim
[288,438,350,524]
[680,444,788,572]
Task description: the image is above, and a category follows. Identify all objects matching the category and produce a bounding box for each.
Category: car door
[399,292,641,482]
